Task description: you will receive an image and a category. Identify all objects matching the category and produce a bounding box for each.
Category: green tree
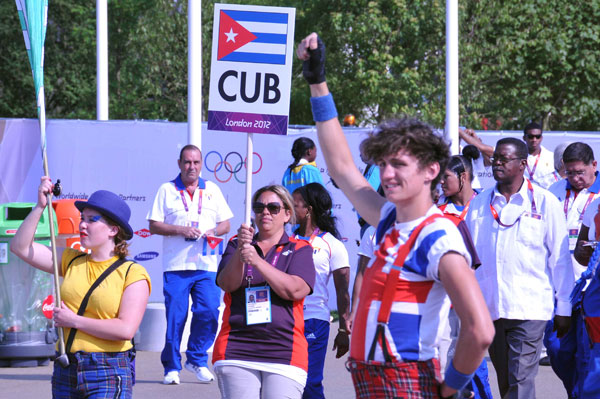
[0,1,97,119]
[2,1,600,130]
[460,0,600,130]
[291,0,447,126]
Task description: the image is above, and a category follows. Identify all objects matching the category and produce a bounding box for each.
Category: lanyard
[246,244,283,286]
[553,171,560,182]
[526,153,541,180]
[490,179,537,227]
[439,192,477,220]
[564,189,595,222]
[295,227,321,245]
[179,188,203,216]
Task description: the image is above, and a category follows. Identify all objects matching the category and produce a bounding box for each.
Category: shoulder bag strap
[66,253,87,271]
[367,214,442,362]
[64,258,129,354]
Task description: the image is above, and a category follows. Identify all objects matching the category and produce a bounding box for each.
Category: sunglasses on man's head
[252,202,282,215]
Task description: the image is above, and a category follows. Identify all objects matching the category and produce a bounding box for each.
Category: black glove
[302,36,326,84]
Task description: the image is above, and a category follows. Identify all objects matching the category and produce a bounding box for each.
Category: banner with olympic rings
[5,118,600,309]
[203,150,263,185]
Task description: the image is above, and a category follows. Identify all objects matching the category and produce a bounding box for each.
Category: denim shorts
[52,350,133,399]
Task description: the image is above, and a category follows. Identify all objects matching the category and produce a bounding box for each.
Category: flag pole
[15,0,69,367]
[245,133,254,226]
[39,96,67,366]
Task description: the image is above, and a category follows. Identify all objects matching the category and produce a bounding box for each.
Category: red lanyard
[526,153,541,180]
[553,171,560,182]
[439,192,477,220]
[179,189,203,216]
[246,243,283,285]
[564,189,595,222]
[294,227,321,246]
[489,179,537,227]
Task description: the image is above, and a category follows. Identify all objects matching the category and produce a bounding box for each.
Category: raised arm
[297,33,386,227]
[10,176,63,275]
[459,128,493,166]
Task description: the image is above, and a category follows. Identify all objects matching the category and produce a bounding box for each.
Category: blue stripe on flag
[224,10,288,24]
[253,33,287,44]
[388,312,421,361]
[403,230,446,277]
[221,52,286,65]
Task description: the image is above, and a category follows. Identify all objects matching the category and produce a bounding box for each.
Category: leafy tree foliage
[1,1,600,130]
[460,0,600,130]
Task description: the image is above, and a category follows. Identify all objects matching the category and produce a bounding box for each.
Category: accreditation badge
[569,228,579,251]
[245,286,271,325]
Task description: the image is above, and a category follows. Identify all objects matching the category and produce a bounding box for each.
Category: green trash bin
[0,203,56,367]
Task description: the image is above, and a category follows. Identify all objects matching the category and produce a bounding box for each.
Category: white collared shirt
[527,146,556,189]
[465,179,573,321]
[147,179,233,272]
[549,175,600,280]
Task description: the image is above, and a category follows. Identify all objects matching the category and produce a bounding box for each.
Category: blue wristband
[310,93,338,122]
[444,361,474,391]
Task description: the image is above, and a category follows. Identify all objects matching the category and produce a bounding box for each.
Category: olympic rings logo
[204,151,263,184]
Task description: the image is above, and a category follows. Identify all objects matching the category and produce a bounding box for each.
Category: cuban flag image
[202,236,225,256]
[217,9,289,65]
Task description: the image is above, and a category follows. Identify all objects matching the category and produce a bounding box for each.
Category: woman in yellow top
[11,176,151,399]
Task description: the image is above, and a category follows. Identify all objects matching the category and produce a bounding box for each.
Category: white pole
[188,0,202,149]
[245,134,254,226]
[97,0,109,120]
[445,0,459,155]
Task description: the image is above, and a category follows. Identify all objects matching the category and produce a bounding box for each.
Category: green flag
[15,0,49,150]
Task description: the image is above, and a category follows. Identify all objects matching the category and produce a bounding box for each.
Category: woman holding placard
[213,184,316,399]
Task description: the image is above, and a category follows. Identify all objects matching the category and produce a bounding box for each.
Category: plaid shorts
[52,350,133,399]
[346,358,442,399]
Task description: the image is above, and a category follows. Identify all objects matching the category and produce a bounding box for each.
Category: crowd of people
[9,31,600,399]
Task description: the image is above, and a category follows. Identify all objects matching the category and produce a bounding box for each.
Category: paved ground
[0,323,566,398]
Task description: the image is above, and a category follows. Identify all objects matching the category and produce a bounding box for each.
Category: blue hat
[75,190,133,240]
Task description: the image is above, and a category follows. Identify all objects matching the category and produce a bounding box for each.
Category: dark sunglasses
[252,202,282,215]
[525,133,542,139]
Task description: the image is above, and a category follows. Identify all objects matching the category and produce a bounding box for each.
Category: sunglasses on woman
[252,202,282,215]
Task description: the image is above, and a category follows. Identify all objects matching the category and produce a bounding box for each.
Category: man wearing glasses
[465,137,573,399]
[523,122,556,189]
[148,144,233,385]
[545,143,600,398]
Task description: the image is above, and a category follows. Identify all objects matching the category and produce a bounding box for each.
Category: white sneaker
[185,362,214,383]
[163,370,180,385]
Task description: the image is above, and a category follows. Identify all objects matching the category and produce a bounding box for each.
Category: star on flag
[218,10,257,60]
[225,28,238,43]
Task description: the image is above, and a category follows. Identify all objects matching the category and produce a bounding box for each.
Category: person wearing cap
[10,176,151,398]
[147,144,233,385]
[523,121,556,189]
[465,137,573,399]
